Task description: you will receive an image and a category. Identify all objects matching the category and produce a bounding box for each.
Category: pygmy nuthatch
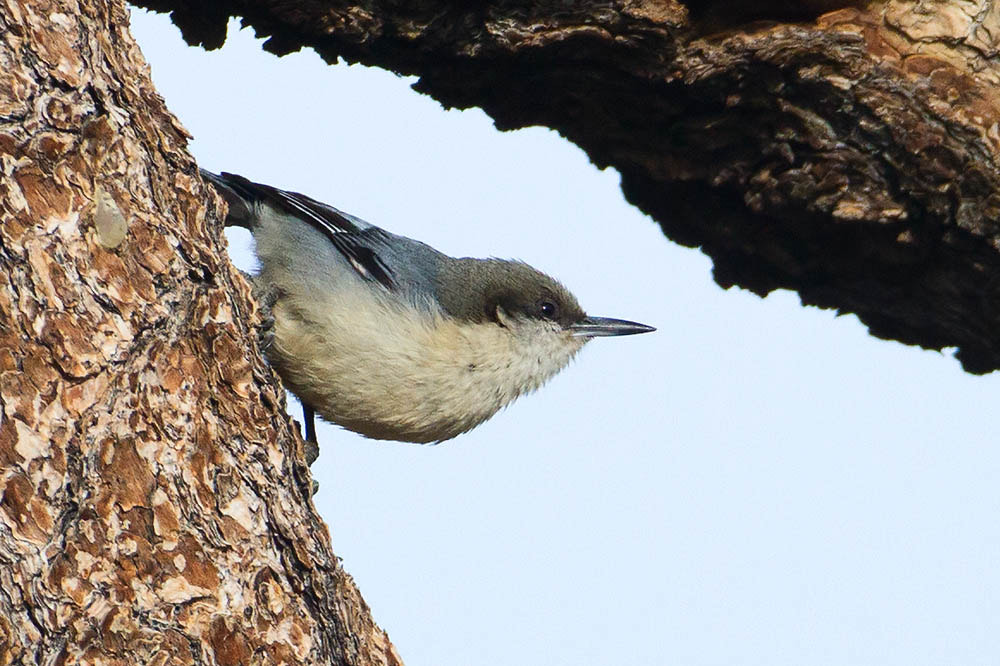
[202,170,654,445]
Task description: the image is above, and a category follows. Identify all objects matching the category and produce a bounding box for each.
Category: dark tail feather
[200,168,255,229]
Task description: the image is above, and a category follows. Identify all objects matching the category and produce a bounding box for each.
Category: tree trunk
[0,1,400,663]
[134,0,1000,373]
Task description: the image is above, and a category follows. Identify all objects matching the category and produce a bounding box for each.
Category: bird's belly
[265,303,511,442]
[265,292,582,443]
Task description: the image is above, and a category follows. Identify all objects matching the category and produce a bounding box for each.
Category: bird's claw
[257,314,276,352]
[304,438,319,466]
[244,272,280,352]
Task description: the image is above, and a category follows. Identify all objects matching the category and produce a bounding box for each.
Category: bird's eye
[539,300,557,318]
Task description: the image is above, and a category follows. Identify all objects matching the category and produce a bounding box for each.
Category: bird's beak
[569,316,656,338]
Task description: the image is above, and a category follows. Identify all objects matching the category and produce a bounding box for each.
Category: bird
[201,169,655,447]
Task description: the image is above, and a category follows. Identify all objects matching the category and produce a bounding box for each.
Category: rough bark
[133,0,1000,373]
[0,1,400,663]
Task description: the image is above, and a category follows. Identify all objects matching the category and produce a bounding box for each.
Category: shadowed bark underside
[136,0,1000,373]
[0,0,400,663]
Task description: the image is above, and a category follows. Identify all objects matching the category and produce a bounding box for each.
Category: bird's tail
[200,168,255,230]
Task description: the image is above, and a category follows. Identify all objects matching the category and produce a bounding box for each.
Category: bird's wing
[212,171,396,290]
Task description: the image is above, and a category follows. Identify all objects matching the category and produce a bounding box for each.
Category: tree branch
[134,0,1000,372]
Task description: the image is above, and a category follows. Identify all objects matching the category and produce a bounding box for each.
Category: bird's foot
[257,314,276,352]
[303,438,319,467]
[244,272,280,352]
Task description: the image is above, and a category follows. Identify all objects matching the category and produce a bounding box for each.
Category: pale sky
[131,10,999,666]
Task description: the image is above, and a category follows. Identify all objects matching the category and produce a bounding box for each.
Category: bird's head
[436,258,654,359]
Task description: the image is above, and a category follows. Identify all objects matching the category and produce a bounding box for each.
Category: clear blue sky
[131,10,999,666]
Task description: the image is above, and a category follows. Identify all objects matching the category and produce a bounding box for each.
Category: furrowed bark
[133,0,1000,372]
[0,1,400,663]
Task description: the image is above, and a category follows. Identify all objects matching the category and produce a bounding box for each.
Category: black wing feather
[214,171,396,290]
